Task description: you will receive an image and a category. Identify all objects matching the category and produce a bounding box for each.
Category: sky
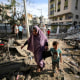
[0,0,48,18]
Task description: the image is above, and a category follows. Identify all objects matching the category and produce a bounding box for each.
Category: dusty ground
[0,38,80,80]
[14,39,80,80]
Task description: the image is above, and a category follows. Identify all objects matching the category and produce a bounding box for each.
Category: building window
[59,17,63,20]
[50,4,53,9]
[75,0,78,10]
[57,0,61,12]
[50,0,54,3]
[55,1,56,12]
[50,11,54,15]
[57,9,60,12]
[65,14,73,20]
[64,0,68,10]
[54,17,57,21]
[58,0,61,5]
[75,15,79,19]
[57,4,60,12]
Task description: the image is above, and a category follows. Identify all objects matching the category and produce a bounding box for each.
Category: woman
[21,26,48,72]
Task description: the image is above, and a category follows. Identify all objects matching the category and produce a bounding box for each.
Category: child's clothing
[50,48,62,70]
[47,30,50,37]
[47,30,50,35]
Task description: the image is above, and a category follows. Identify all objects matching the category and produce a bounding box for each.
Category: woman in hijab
[21,26,48,72]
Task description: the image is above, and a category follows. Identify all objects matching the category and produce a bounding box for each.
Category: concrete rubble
[0,33,80,80]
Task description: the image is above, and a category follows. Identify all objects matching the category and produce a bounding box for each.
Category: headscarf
[27,26,48,53]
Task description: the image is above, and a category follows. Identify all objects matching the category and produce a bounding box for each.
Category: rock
[26,75,31,80]
[2,77,6,80]
[10,75,16,80]
[16,46,27,57]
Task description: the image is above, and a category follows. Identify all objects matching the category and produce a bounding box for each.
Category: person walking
[47,29,50,38]
[14,24,19,39]
[21,26,48,72]
[18,24,23,39]
[43,24,47,35]
[50,41,62,76]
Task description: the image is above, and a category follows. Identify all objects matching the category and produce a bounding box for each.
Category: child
[50,41,62,75]
[47,29,50,38]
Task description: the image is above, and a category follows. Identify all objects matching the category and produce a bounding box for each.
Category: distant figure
[14,24,19,39]
[50,41,62,75]
[56,26,60,35]
[18,24,23,39]
[76,25,80,29]
[12,25,15,34]
[43,24,47,35]
[21,26,48,72]
[40,24,47,35]
[47,29,50,38]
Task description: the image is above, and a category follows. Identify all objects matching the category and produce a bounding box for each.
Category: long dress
[24,26,48,68]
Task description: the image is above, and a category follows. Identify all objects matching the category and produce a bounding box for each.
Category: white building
[48,0,80,25]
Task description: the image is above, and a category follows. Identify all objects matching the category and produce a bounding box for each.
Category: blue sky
[33,0,48,4]
[27,0,48,18]
[0,0,48,4]
[0,0,48,18]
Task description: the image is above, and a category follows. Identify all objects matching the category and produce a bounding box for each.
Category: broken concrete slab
[0,59,31,79]
[16,46,28,57]
[64,61,80,74]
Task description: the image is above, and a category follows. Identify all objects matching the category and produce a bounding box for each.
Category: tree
[0,4,11,23]
[7,0,20,24]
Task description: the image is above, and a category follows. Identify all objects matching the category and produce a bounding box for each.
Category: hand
[21,45,24,49]
[45,46,48,50]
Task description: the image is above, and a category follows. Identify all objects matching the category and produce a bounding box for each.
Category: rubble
[0,37,80,80]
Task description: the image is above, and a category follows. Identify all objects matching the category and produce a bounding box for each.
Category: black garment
[23,40,50,59]
[42,51,51,59]
[15,34,18,40]
[44,42,48,46]
[24,40,28,46]
[19,31,22,39]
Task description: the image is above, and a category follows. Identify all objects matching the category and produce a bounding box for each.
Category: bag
[42,51,51,59]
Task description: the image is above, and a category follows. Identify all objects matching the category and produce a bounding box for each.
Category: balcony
[58,1,61,5]
[57,5,60,12]
[58,0,61,5]
[50,0,54,4]
[57,9,60,12]
[75,6,78,10]
[50,4,53,9]
[75,0,78,10]
[50,8,54,11]
[49,14,54,18]
[58,0,61,2]
[64,6,68,10]
[50,0,54,3]
[64,0,68,10]
[65,14,73,20]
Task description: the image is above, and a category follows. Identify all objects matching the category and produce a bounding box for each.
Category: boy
[50,41,62,75]
[47,29,50,38]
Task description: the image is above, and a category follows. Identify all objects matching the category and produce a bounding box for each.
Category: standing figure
[47,29,50,38]
[50,41,62,76]
[18,24,23,40]
[21,26,48,72]
[14,24,19,39]
[43,25,47,35]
